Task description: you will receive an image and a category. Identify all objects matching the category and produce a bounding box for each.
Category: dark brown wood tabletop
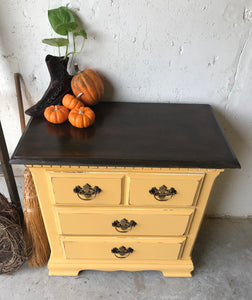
[10,102,240,169]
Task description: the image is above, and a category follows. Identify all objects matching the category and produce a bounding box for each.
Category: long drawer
[129,173,205,206]
[54,208,194,236]
[46,171,124,206]
[60,236,186,261]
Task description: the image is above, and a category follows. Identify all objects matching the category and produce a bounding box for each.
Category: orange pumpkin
[68,106,95,128]
[62,94,83,110]
[71,69,104,106]
[44,105,69,124]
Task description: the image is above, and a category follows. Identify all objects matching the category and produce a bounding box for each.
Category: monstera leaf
[73,29,87,39]
[48,6,78,36]
[42,38,69,47]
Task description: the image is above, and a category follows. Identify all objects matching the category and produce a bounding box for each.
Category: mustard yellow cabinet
[11,103,240,277]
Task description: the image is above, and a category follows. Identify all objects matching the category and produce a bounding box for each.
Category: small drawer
[55,208,194,236]
[46,171,124,206]
[60,236,186,261]
[129,173,205,206]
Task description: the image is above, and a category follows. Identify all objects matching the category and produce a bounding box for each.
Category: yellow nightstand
[11,103,240,277]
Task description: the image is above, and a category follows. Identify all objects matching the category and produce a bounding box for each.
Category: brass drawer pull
[112,218,137,233]
[149,185,177,201]
[73,183,101,200]
[111,246,134,258]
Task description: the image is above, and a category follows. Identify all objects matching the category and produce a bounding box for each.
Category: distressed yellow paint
[29,165,222,277]
[55,207,194,236]
[61,236,186,260]
[129,173,205,206]
[47,171,124,206]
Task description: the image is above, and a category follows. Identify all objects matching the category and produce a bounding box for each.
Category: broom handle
[14,73,26,133]
[0,76,25,222]
[12,72,27,223]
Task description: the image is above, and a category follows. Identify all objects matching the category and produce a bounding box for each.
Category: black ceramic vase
[25,55,73,117]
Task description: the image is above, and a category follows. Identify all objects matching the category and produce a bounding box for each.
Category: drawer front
[55,208,194,236]
[61,236,186,261]
[129,173,205,206]
[46,172,124,206]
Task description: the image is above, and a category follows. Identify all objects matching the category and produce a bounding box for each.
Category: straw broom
[14,73,50,267]
[23,168,50,267]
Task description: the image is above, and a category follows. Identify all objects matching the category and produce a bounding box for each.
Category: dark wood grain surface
[10,102,240,169]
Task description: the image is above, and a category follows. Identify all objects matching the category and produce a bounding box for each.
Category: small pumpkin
[44,105,69,124]
[68,106,95,128]
[71,69,104,106]
[62,94,83,110]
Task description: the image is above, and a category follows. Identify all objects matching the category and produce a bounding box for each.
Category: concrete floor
[0,218,251,300]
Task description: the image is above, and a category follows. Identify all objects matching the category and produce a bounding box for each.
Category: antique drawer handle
[112,218,137,233]
[73,183,101,200]
[111,246,134,258]
[149,185,177,201]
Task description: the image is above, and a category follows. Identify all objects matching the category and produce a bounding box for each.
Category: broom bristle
[23,168,50,268]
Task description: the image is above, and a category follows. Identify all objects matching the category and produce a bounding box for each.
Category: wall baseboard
[205,214,252,219]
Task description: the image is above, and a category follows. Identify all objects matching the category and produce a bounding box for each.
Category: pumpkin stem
[54,105,58,111]
[79,108,84,115]
[76,92,83,99]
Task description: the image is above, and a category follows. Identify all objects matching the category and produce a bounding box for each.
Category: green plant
[42,6,87,59]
